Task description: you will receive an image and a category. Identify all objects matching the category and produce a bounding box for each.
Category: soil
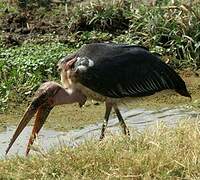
[0,1,129,46]
[1,7,70,46]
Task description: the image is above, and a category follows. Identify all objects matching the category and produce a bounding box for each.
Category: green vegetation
[1,120,200,179]
[0,42,74,111]
[67,0,200,70]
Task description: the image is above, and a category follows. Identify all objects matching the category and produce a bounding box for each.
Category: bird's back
[77,43,148,63]
[60,43,191,100]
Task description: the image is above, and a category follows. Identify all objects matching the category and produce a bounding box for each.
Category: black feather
[73,43,191,98]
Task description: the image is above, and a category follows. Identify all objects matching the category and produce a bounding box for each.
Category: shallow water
[0,107,199,158]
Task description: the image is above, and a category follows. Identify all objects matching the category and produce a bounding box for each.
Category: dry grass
[1,119,200,179]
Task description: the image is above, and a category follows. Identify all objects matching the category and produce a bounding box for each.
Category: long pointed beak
[5,83,58,155]
[26,104,52,155]
[5,104,38,155]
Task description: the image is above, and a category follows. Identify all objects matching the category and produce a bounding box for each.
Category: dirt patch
[1,8,69,46]
[0,1,130,46]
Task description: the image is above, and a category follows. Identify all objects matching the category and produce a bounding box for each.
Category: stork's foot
[6,81,87,155]
[120,123,130,136]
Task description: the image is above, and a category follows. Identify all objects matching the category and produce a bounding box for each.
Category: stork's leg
[113,104,130,136]
[99,101,112,140]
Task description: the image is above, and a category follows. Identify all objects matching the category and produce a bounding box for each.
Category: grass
[1,120,200,179]
[59,0,200,67]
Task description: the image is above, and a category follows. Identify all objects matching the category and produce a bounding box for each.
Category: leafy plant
[67,0,130,33]
[0,42,74,111]
[127,2,200,68]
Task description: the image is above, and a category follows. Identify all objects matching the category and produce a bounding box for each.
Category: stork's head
[57,55,77,89]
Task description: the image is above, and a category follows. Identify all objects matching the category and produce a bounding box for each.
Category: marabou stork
[6,43,191,155]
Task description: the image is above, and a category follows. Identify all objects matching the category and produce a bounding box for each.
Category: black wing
[74,43,190,98]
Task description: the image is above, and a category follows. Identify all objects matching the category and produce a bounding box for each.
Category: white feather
[88,59,94,67]
[77,65,88,72]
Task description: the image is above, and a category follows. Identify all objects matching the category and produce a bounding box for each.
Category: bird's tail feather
[175,88,191,99]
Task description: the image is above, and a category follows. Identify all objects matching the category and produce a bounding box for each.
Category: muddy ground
[0,6,69,46]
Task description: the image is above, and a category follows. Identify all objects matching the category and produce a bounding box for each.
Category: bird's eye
[57,66,61,72]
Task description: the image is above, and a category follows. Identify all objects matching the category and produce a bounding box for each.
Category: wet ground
[0,107,199,159]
